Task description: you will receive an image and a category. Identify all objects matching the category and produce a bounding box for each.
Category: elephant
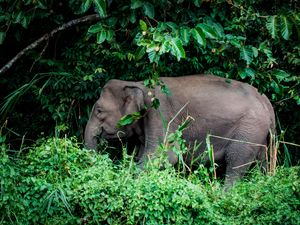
[85,74,275,187]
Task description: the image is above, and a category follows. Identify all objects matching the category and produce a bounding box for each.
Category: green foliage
[1,137,299,224]
[216,169,300,224]
[117,111,144,128]
[0,0,299,160]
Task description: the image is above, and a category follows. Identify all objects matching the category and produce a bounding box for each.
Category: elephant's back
[160,74,274,124]
[160,74,260,104]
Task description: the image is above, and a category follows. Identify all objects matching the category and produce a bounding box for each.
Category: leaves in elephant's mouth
[117,110,146,128]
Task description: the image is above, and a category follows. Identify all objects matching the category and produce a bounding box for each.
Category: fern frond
[266,16,278,39]
[280,16,292,40]
[240,46,253,65]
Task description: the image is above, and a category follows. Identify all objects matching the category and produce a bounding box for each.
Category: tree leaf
[197,23,219,39]
[210,22,224,39]
[148,50,158,63]
[280,15,292,40]
[97,30,106,44]
[240,46,253,65]
[143,2,155,19]
[117,115,134,127]
[81,0,92,13]
[166,22,178,31]
[240,67,255,79]
[151,98,160,109]
[135,46,146,60]
[105,30,114,41]
[266,15,278,39]
[191,28,206,47]
[129,11,137,23]
[272,69,292,82]
[118,111,143,127]
[180,28,191,45]
[88,23,103,33]
[131,0,143,9]
[160,40,171,54]
[252,47,258,58]
[94,0,107,17]
[170,38,185,61]
[139,20,147,31]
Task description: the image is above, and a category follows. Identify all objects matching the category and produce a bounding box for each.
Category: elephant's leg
[223,141,262,190]
[137,111,179,168]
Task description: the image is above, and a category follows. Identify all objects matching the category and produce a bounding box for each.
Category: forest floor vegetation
[1,137,299,224]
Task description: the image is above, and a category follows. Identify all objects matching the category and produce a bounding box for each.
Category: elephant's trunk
[84,119,99,150]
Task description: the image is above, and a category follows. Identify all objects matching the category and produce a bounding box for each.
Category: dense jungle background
[1,0,300,224]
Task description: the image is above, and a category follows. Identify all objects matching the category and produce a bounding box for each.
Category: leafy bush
[1,1,299,159]
[1,137,299,224]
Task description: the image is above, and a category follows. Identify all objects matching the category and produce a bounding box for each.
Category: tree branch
[0,14,100,75]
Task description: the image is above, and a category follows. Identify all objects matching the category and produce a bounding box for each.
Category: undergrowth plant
[0,0,299,160]
[1,136,299,224]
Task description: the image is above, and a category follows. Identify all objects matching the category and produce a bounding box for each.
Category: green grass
[1,137,299,224]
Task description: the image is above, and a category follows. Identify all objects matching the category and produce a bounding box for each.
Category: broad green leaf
[191,28,206,47]
[161,84,171,96]
[143,2,155,19]
[148,50,159,63]
[240,67,255,79]
[280,16,292,40]
[21,16,30,28]
[272,69,292,82]
[229,39,241,48]
[139,20,147,31]
[105,30,114,41]
[97,31,106,44]
[252,47,258,58]
[180,28,191,45]
[80,0,92,13]
[135,46,146,60]
[160,40,171,54]
[94,0,107,17]
[129,11,137,23]
[166,22,178,31]
[153,31,164,42]
[271,81,282,94]
[266,15,278,39]
[117,112,142,127]
[106,17,117,26]
[0,31,6,44]
[146,43,158,53]
[170,38,185,61]
[210,22,224,39]
[197,23,219,39]
[88,24,103,33]
[240,46,253,65]
[131,0,143,9]
[151,98,160,109]
[259,42,276,64]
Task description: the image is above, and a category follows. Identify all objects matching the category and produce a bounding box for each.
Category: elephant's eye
[97,108,102,114]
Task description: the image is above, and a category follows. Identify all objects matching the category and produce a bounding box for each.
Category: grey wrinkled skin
[85,74,275,188]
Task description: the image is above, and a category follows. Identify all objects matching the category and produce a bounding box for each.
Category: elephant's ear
[123,86,144,114]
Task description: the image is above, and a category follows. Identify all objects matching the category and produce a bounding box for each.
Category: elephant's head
[84,80,145,150]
